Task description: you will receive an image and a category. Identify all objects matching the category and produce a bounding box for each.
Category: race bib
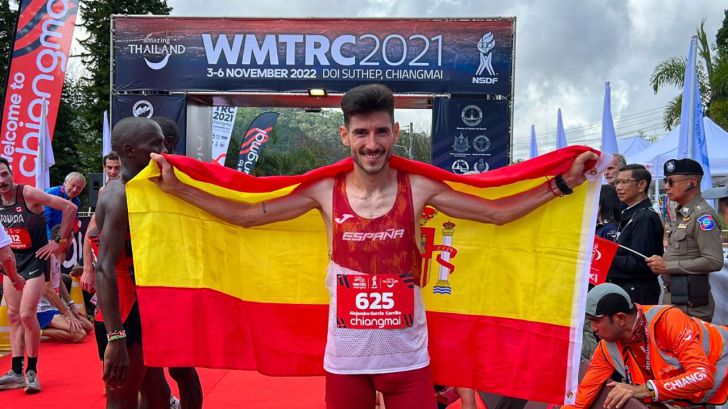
[6,227,32,250]
[336,273,414,330]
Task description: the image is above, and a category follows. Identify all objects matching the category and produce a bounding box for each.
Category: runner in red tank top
[152,84,599,409]
[331,171,421,278]
[95,117,169,409]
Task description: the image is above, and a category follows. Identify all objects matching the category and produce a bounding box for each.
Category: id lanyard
[624,324,652,385]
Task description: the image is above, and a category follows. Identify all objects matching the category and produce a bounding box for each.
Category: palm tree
[650,20,728,131]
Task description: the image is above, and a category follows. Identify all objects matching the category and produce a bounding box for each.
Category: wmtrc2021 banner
[112,17,514,95]
[0,0,78,186]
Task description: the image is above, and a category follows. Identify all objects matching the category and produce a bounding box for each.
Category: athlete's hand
[64,311,84,334]
[603,381,649,409]
[81,264,96,293]
[35,241,61,260]
[103,340,129,390]
[150,153,183,194]
[563,151,600,188]
[11,275,25,291]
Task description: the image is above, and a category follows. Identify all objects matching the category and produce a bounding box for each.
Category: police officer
[646,158,723,321]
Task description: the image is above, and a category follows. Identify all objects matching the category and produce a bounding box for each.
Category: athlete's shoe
[170,396,181,409]
[24,370,41,394]
[0,370,24,390]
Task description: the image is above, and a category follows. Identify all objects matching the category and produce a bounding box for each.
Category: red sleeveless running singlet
[89,229,136,322]
[330,171,421,281]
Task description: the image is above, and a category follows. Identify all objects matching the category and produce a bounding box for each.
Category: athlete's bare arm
[151,153,333,228]
[412,151,598,225]
[23,185,78,259]
[94,181,130,389]
[81,214,97,293]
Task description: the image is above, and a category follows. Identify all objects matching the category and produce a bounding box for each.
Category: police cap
[664,158,704,176]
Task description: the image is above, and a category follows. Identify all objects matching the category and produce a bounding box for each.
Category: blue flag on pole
[555,108,568,149]
[678,36,711,190]
[601,82,619,155]
[529,125,538,158]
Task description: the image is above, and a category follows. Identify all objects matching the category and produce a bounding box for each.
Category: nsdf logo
[472,32,498,85]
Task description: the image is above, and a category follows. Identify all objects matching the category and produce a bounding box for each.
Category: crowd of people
[0,83,726,409]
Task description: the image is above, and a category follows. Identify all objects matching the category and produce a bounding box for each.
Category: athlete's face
[134,129,167,162]
[104,159,121,181]
[0,163,14,194]
[340,111,399,175]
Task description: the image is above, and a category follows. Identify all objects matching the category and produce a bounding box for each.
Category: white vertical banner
[211,106,238,165]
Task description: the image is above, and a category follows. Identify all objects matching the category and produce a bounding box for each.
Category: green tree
[717,10,728,50]
[51,79,93,184]
[225,108,348,174]
[650,18,728,130]
[76,0,172,171]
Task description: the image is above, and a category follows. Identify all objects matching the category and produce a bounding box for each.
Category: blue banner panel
[431,98,510,174]
[111,94,187,155]
[112,17,514,95]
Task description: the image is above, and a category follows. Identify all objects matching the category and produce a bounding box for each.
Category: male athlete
[95,117,168,409]
[0,157,77,394]
[152,84,598,408]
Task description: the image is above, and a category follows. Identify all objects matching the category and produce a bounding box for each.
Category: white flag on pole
[35,99,55,191]
[102,110,111,156]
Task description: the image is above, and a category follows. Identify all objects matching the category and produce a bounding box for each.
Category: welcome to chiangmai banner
[112,17,514,95]
[128,146,599,404]
[0,0,78,185]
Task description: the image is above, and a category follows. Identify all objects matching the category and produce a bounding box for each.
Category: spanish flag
[128,146,599,404]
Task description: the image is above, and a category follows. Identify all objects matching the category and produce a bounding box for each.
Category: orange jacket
[565,305,728,408]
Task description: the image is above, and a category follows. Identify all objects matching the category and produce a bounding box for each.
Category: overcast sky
[111,0,726,160]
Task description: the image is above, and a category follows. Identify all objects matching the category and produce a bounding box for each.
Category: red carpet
[0,338,326,408]
[0,339,482,408]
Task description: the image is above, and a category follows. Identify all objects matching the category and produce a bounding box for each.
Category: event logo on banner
[590,237,618,285]
[112,17,514,95]
[236,112,279,174]
[431,98,510,174]
[0,0,79,185]
[111,94,188,155]
[211,107,237,165]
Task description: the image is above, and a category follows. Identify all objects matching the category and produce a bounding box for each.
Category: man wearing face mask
[646,159,723,322]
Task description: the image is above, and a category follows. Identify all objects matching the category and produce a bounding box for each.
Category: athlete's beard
[352,147,392,175]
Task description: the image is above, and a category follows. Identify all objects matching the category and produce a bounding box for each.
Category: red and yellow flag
[128,146,599,404]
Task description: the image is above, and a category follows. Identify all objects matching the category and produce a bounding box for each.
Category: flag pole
[618,243,648,260]
[687,37,697,158]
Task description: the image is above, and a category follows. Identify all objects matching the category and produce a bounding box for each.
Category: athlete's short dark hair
[103,151,120,166]
[341,84,395,127]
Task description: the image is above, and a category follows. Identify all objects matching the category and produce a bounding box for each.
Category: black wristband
[555,174,573,195]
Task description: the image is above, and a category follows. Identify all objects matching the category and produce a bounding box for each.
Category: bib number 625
[355,292,394,310]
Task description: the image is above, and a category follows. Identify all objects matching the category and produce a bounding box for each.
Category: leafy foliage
[75,0,172,174]
[650,17,728,130]
[225,108,431,176]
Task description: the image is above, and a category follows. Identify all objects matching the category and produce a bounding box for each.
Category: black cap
[586,283,634,317]
[664,158,704,176]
